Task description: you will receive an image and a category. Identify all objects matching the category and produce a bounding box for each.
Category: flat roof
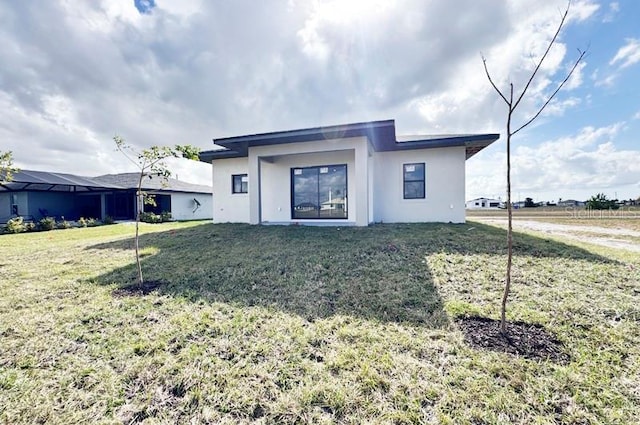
[199,119,499,162]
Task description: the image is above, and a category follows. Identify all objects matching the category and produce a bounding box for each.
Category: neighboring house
[199,119,499,226]
[0,170,212,223]
[557,199,585,207]
[466,197,502,209]
[93,173,213,221]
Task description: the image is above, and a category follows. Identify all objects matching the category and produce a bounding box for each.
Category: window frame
[290,164,348,220]
[403,162,426,200]
[231,174,248,194]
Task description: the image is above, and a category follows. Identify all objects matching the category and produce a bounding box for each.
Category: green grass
[1,221,639,424]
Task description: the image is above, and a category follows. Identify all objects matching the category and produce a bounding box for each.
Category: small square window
[232,174,248,194]
[403,163,425,199]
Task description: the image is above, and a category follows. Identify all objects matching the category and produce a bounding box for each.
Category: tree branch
[512,48,586,135]
[482,54,510,106]
[512,0,571,111]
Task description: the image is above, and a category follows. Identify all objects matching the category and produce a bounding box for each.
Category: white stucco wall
[249,137,369,226]
[170,192,213,221]
[209,140,467,226]
[211,157,250,223]
[259,150,356,224]
[372,147,466,223]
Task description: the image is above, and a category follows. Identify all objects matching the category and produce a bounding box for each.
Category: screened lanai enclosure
[0,170,212,223]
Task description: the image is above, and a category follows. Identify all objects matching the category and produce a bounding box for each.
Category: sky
[1,0,639,203]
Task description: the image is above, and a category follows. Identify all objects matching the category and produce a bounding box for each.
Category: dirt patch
[457,316,569,363]
[112,280,165,296]
[473,218,640,252]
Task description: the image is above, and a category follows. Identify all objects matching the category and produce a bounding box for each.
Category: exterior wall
[169,192,213,221]
[259,150,356,224]
[211,157,250,223]
[0,192,27,223]
[26,191,77,219]
[372,146,466,223]
[249,137,369,226]
[209,139,468,225]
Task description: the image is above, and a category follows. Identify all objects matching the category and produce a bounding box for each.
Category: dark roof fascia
[200,120,396,162]
[386,133,500,159]
[200,120,499,162]
[383,133,498,150]
[199,148,246,162]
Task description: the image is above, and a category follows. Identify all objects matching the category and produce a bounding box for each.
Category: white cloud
[633,111,640,120]
[0,0,610,190]
[609,38,640,69]
[565,61,586,90]
[602,2,620,22]
[467,123,640,201]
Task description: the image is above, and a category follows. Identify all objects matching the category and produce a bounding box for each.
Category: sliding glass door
[291,164,347,219]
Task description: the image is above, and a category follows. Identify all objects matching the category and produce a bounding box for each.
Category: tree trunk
[501,93,514,335]
[135,176,144,286]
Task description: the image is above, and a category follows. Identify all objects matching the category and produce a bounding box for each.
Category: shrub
[5,216,26,233]
[140,212,162,223]
[78,217,98,227]
[102,215,115,225]
[38,217,56,231]
[161,211,172,222]
[57,217,72,229]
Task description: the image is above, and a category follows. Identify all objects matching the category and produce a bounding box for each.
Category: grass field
[1,221,639,424]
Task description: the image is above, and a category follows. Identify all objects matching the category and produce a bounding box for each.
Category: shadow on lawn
[87,222,614,328]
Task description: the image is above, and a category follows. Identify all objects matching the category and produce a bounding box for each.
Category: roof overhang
[198,120,499,162]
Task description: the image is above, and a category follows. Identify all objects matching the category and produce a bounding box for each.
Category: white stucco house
[199,120,499,226]
[466,197,503,209]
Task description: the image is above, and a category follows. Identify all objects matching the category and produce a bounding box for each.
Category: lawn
[1,221,639,424]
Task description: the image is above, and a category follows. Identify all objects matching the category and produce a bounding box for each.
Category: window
[403,163,425,199]
[291,164,347,219]
[232,174,248,194]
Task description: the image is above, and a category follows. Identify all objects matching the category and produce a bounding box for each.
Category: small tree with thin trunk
[0,151,18,182]
[482,1,586,335]
[114,136,200,287]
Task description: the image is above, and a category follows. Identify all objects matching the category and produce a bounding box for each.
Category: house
[0,170,212,223]
[466,197,502,209]
[93,173,213,221]
[199,119,499,226]
[557,199,585,207]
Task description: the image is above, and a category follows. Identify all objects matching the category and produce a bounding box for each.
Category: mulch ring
[112,280,165,297]
[457,316,570,364]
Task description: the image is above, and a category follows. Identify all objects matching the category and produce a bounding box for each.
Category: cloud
[467,123,640,200]
[609,38,640,69]
[602,1,620,22]
[633,111,640,120]
[0,0,606,188]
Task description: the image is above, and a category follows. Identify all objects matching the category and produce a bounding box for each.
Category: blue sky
[0,0,638,202]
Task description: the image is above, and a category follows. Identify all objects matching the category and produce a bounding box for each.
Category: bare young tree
[114,136,200,287]
[482,1,586,335]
